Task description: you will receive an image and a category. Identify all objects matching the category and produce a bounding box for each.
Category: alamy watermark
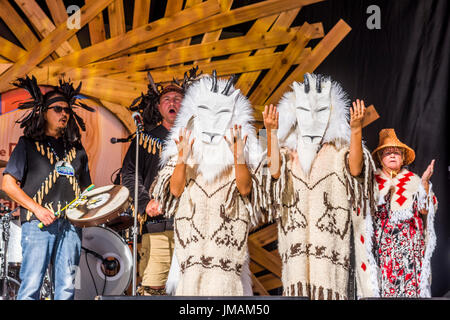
[367,5,381,30]
[66,5,81,30]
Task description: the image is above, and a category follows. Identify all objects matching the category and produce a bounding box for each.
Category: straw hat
[372,128,415,165]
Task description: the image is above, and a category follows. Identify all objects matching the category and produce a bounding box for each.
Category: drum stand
[0,210,21,300]
[131,122,143,296]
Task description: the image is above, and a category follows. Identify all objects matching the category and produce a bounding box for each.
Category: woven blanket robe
[268,144,379,299]
[151,157,261,296]
[373,168,437,297]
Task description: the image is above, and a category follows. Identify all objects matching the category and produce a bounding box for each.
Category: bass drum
[75,226,132,300]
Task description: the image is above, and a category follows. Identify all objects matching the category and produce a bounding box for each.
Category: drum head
[66,185,130,228]
[75,227,132,300]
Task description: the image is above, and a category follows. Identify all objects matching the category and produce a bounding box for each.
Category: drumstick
[38,184,95,229]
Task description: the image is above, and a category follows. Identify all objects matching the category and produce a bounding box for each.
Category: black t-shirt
[121,125,173,232]
[3,135,91,223]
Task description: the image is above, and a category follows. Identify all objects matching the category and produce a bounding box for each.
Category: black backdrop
[291,0,450,296]
[0,0,448,298]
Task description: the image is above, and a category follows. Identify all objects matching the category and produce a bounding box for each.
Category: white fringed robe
[151,156,263,296]
[264,144,380,299]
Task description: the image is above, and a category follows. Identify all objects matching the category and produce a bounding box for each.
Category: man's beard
[190,137,235,184]
[296,137,321,177]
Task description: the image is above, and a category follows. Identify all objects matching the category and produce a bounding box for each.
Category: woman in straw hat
[372,128,438,297]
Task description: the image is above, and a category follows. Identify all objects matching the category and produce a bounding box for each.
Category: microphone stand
[131,121,143,296]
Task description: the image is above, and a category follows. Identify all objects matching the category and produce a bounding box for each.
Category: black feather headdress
[12,75,95,143]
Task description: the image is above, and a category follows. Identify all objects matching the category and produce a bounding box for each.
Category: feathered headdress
[13,75,94,143]
[128,66,202,127]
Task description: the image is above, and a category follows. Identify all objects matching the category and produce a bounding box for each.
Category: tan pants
[138,231,174,287]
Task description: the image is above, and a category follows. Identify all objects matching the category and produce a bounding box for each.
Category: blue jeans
[17,219,82,300]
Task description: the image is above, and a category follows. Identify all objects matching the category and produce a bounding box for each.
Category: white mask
[195,79,239,145]
[276,73,351,176]
[161,72,260,183]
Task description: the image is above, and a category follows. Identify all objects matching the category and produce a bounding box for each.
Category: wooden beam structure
[0,0,351,295]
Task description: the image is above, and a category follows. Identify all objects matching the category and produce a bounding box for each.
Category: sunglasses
[48,106,72,114]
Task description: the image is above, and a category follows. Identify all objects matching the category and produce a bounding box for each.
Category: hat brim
[372,143,415,165]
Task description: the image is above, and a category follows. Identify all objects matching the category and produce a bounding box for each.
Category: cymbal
[0,159,7,168]
[0,190,12,202]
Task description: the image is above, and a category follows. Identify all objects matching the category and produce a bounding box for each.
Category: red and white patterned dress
[373,169,438,297]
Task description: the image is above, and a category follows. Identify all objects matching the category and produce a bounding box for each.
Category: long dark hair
[14,76,94,146]
[20,90,81,146]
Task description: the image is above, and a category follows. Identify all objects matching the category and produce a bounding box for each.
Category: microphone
[110,137,130,144]
[132,112,144,129]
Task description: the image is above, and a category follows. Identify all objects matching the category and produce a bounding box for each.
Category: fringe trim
[363,209,380,298]
[283,281,347,300]
[139,133,163,156]
[343,147,380,297]
[343,147,378,218]
[417,182,437,297]
[149,158,180,219]
[264,149,292,222]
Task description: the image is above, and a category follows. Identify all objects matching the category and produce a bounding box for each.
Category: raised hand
[350,99,366,130]
[421,159,435,190]
[174,128,195,164]
[224,124,248,165]
[262,104,279,131]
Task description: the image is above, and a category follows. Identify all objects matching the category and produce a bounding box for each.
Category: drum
[75,226,133,300]
[66,185,130,228]
[105,208,134,232]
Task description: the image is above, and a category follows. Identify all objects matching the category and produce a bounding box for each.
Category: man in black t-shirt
[2,76,93,300]
[121,69,199,295]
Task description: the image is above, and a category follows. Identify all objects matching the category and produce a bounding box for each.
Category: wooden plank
[0,0,39,50]
[108,0,126,37]
[14,0,76,57]
[0,37,28,62]
[78,78,148,107]
[158,0,188,51]
[235,8,304,95]
[257,273,283,291]
[45,0,82,51]
[248,238,282,278]
[267,19,351,106]
[105,50,307,82]
[132,0,151,29]
[0,63,12,75]
[251,273,270,296]
[0,0,117,92]
[109,0,324,58]
[87,0,107,45]
[249,22,317,106]
[34,45,311,94]
[193,0,234,65]
[249,223,278,247]
[42,1,221,69]
[83,27,301,75]
[250,261,264,274]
